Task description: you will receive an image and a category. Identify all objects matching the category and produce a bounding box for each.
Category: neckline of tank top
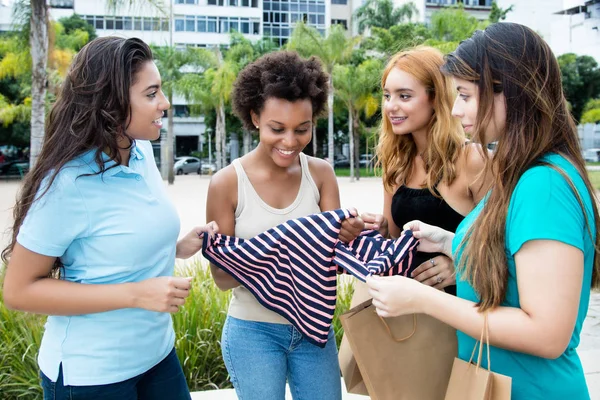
[238,155,310,214]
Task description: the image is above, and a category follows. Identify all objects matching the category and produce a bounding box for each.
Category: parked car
[334,156,350,168]
[199,159,217,174]
[173,156,200,175]
[359,154,376,168]
[0,160,30,177]
[583,148,600,162]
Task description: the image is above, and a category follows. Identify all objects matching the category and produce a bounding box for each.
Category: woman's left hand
[176,221,219,259]
[366,275,427,318]
[411,255,456,290]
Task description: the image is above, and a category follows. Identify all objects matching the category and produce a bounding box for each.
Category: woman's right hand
[402,220,455,257]
[131,276,192,313]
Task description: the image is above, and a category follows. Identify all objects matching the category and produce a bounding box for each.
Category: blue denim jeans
[222,315,342,400]
[40,348,191,400]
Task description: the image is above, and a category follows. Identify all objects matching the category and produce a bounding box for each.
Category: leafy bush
[0,261,355,398]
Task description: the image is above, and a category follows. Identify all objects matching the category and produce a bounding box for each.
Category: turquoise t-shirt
[452,154,594,400]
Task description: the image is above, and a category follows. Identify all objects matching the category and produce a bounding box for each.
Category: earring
[255,125,259,129]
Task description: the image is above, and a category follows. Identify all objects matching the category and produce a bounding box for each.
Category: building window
[175,18,185,31]
[134,17,142,30]
[123,16,132,30]
[331,18,347,29]
[95,16,104,30]
[185,16,195,31]
[332,0,347,4]
[105,17,114,30]
[208,16,217,32]
[49,0,74,8]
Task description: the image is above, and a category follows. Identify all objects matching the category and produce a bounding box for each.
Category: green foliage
[362,24,431,56]
[429,4,487,43]
[59,14,97,42]
[53,22,89,52]
[354,0,419,33]
[172,263,231,391]
[488,1,514,23]
[558,53,600,122]
[0,260,356,398]
[0,270,45,400]
[581,109,600,124]
[584,98,600,113]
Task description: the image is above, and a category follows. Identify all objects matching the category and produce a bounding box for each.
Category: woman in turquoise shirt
[1,37,217,399]
[366,23,600,399]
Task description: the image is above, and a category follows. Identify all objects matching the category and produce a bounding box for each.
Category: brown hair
[376,46,464,195]
[442,23,600,310]
[2,37,154,275]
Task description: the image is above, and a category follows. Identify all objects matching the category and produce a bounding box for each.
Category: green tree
[489,1,514,23]
[333,58,381,181]
[179,37,255,171]
[429,4,485,42]
[23,0,163,167]
[354,0,418,33]
[287,22,360,166]
[558,53,600,122]
[581,99,600,124]
[0,23,90,147]
[362,23,431,57]
[151,46,197,183]
[59,14,97,43]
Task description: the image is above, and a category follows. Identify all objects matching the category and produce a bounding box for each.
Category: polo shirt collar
[79,141,144,177]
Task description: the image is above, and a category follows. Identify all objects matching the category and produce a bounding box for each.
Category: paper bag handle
[468,312,492,372]
[377,313,417,342]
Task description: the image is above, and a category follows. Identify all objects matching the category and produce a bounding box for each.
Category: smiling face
[126,61,170,141]
[452,78,506,144]
[252,97,313,168]
[382,67,434,138]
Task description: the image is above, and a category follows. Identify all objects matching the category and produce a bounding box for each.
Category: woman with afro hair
[206,51,345,399]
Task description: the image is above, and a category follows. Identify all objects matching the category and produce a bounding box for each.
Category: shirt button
[135,176,142,181]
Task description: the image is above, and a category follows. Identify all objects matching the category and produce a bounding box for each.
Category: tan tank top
[228,153,321,324]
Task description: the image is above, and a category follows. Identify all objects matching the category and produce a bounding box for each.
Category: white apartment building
[390,0,492,25]
[496,0,600,63]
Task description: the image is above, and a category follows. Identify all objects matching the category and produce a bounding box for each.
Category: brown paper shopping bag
[340,298,457,400]
[338,281,371,395]
[444,313,512,400]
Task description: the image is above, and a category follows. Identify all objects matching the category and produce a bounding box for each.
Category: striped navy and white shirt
[202,208,419,347]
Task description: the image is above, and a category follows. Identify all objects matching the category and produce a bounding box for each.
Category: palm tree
[152,46,196,184]
[25,0,163,168]
[355,0,418,33]
[179,39,254,171]
[333,59,381,181]
[1,18,89,155]
[287,22,360,167]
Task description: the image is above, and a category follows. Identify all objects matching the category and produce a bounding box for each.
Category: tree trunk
[243,129,251,155]
[327,75,334,166]
[29,0,48,168]
[167,94,175,184]
[312,125,317,157]
[348,109,354,183]
[215,101,225,170]
[353,110,361,181]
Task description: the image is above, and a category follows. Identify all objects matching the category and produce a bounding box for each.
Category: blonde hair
[376,46,464,194]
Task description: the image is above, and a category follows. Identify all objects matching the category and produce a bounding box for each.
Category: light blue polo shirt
[453,154,594,399]
[17,140,180,386]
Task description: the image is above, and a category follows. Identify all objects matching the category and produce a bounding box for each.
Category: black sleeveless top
[391,185,465,295]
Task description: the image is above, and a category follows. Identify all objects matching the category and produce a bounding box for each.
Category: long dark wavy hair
[2,37,154,274]
[442,23,600,311]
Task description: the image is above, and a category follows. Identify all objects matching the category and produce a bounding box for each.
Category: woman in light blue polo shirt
[1,37,218,399]
[365,23,600,399]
